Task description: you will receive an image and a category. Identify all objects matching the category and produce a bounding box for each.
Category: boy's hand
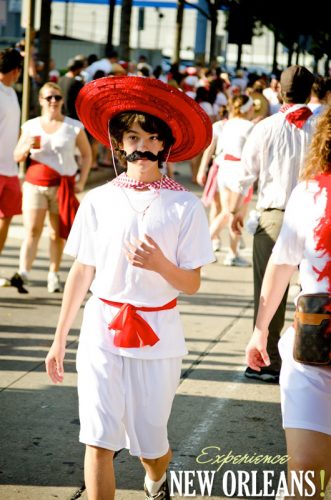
[125,235,166,273]
[45,339,65,384]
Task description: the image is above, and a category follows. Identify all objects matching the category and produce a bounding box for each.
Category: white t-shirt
[22,116,83,176]
[85,59,112,81]
[231,76,248,92]
[65,181,215,359]
[199,101,216,119]
[212,120,226,156]
[272,180,330,294]
[215,117,254,163]
[0,82,20,176]
[214,92,228,108]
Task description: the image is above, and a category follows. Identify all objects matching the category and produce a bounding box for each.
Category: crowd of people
[0,42,331,499]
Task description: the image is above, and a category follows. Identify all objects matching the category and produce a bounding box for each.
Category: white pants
[76,344,182,458]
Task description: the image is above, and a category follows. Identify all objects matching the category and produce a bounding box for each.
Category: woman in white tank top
[13,82,92,293]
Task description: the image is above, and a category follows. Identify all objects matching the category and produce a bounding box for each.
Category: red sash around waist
[224,154,240,161]
[100,298,177,348]
[25,161,79,239]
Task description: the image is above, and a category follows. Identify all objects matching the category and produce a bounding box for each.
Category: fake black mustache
[120,150,163,162]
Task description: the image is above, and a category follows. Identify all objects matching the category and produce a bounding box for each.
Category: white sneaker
[223,254,251,267]
[47,272,62,293]
[212,238,221,253]
[0,277,10,287]
[239,236,246,249]
[18,271,30,286]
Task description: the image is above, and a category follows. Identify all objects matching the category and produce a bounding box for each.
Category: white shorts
[217,160,245,194]
[76,343,182,457]
[279,327,331,436]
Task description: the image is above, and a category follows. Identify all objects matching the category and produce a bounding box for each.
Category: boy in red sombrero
[45,76,214,500]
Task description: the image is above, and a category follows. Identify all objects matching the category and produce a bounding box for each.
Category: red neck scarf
[280,103,312,129]
[111,172,187,191]
[312,173,331,294]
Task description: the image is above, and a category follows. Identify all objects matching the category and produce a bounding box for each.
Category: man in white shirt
[0,48,23,287]
[230,65,315,383]
[85,50,123,82]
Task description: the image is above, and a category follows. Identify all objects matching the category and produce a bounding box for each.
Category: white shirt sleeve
[271,184,306,265]
[176,200,215,269]
[64,195,97,266]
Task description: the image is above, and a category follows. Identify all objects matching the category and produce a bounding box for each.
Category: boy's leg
[84,445,115,500]
[125,357,181,498]
[140,448,172,480]
[141,449,172,498]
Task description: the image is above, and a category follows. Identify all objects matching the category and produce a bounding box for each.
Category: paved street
[0,164,300,500]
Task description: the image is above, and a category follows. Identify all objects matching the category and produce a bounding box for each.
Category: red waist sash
[25,161,79,239]
[224,154,240,161]
[100,298,177,348]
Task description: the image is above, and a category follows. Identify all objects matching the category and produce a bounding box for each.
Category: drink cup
[31,135,41,149]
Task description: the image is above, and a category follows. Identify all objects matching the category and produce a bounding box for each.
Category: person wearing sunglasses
[13,82,92,293]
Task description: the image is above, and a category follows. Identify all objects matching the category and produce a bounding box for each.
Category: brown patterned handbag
[293,293,331,366]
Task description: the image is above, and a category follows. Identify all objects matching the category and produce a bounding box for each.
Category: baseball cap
[280,65,314,103]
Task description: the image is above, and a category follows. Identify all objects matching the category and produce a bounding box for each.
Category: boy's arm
[45,261,95,384]
[126,235,201,295]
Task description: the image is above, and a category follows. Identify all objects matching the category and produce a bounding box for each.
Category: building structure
[2,0,318,73]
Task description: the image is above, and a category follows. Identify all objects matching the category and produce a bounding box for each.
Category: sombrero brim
[75,76,212,162]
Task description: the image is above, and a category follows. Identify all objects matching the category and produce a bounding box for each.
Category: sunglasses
[43,95,63,102]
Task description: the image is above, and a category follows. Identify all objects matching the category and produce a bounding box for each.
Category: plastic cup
[32,135,41,149]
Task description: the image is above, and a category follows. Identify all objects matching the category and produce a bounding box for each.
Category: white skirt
[278,327,331,435]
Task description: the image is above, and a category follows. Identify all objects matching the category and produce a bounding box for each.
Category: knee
[26,226,42,239]
[222,211,230,222]
[289,454,320,474]
[140,448,172,466]
[49,228,60,241]
[49,232,56,242]
[140,457,158,467]
[86,445,115,463]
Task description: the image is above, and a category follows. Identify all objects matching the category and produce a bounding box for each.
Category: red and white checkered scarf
[111,172,188,191]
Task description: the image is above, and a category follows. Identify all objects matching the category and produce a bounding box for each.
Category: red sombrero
[76,76,212,162]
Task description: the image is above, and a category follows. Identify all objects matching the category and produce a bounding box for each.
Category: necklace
[120,174,164,218]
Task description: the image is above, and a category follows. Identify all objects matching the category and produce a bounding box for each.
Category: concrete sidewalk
[0,163,300,500]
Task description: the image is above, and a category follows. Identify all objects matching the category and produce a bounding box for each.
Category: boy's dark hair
[109,111,175,167]
[0,48,23,74]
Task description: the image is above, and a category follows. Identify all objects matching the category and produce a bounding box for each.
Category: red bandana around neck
[111,172,187,191]
[280,104,313,129]
[312,173,331,294]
